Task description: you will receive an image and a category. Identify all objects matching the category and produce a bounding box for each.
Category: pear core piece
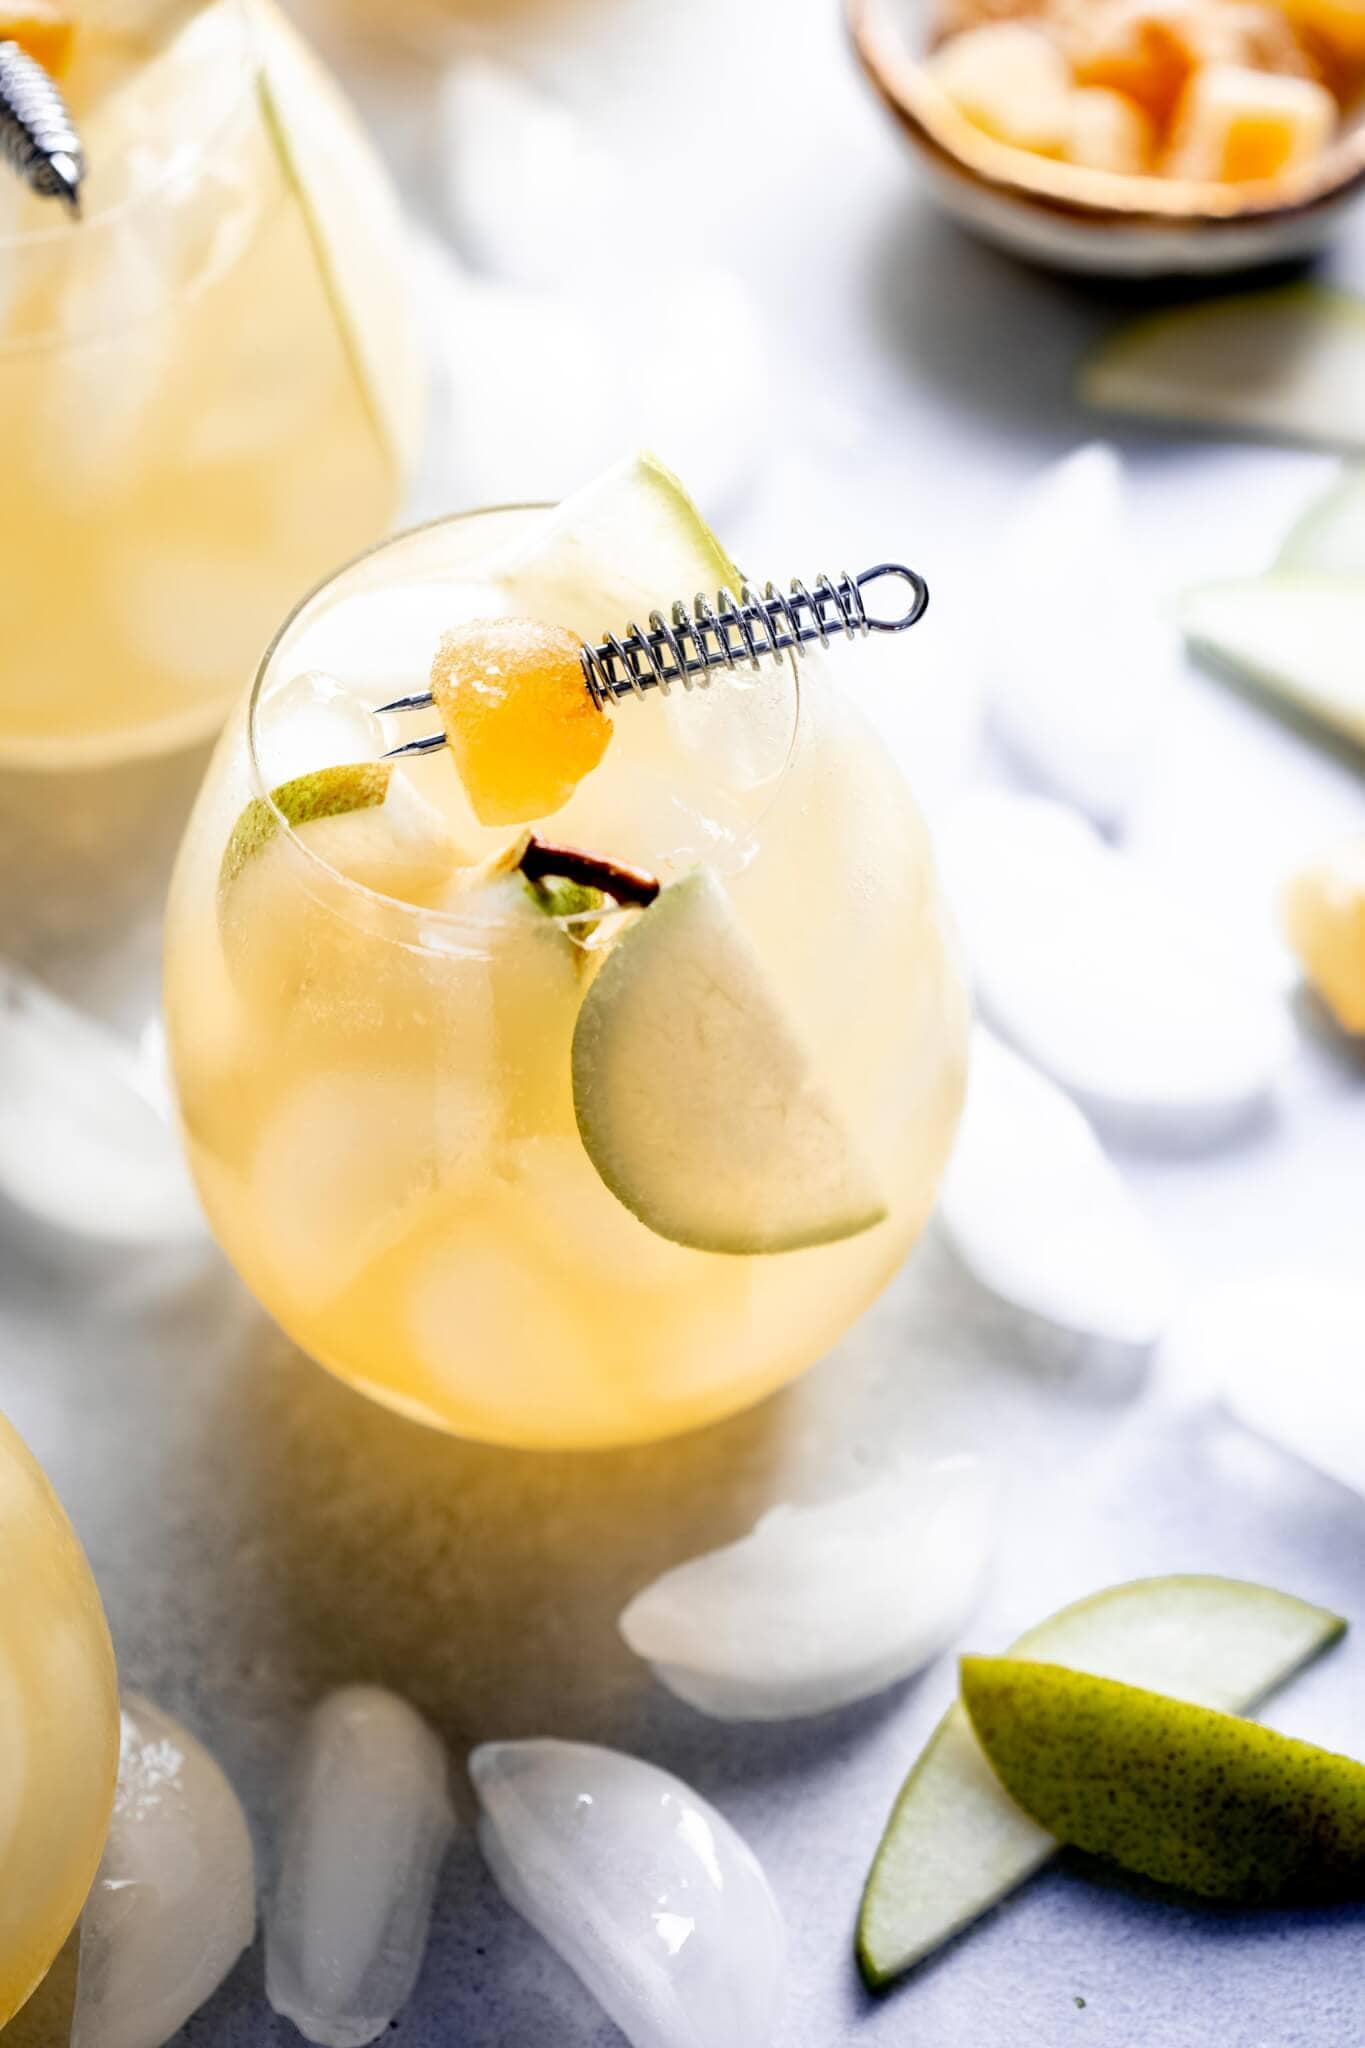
[962,1655,1365,1904]
[572,868,886,1254]
[856,1574,1344,1986]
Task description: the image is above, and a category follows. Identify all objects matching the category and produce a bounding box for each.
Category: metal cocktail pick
[380,562,930,759]
[0,39,84,215]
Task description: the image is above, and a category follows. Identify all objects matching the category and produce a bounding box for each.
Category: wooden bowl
[848,0,1365,275]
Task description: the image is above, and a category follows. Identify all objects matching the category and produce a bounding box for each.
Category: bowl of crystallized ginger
[849,0,1365,272]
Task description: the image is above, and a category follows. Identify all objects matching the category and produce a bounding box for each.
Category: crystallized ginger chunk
[1064,85,1155,171]
[1281,0,1365,60]
[1166,61,1336,179]
[1205,3,1323,80]
[1072,3,1206,128]
[925,22,1074,152]
[430,616,611,827]
[0,0,74,73]
[1284,838,1365,1035]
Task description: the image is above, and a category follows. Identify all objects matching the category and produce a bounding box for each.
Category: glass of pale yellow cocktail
[164,458,968,1448]
[0,0,423,769]
[0,1412,118,2026]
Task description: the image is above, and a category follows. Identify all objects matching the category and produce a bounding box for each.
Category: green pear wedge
[1180,575,1365,751]
[962,1655,1365,1905]
[1081,285,1365,453]
[572,868,887,1253]
[856,1576,1344,1987]
[1279,465,1365,576]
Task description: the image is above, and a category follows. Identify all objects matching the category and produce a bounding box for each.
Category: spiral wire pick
[0,39,84,214]
[379,563,929,757]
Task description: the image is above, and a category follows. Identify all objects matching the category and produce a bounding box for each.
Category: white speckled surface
[3,0,1365,2039]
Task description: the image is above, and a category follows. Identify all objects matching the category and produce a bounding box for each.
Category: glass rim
[0,0,257,253]
[245,500,805,941]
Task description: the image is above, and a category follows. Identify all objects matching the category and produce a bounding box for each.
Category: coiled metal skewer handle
[581,562,927,710]
[380,562,928,757]
[0,40,84,214]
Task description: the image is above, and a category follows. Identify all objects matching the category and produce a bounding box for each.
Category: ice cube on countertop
[940,1027,1173,1350]
[474,1740,786,2048]
[266,1686,455,2048]
[0,963,206,1245]
[985,444,1174,833]
[943,793,1295,1144]
[74,1695,255,2048]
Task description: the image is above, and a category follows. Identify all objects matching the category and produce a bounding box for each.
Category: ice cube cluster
[64,1684,786,2048]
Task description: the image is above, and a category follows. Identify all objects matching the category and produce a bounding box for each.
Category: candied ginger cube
[925,23,1073,153]
[1206,4,1323,80]
[0,0,73,72]
[430,616,611,827]
[1284,839,1365,1035]
[1166,62,1336,179]
[1281,0,1365,59]
[1072,3,1205,127]
[1064,85,1155,171]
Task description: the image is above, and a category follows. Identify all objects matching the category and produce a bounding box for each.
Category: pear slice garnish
[857,1575,1344,1986]
[1181,574,1365,751]
[1082,284,1365,453]
[962,1655,1365,1904]
[571,867,886,1255]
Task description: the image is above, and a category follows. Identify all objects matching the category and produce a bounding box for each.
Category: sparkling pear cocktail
[165,461,969,1448]
[0,0,422,767]
[0,1411,118,2024]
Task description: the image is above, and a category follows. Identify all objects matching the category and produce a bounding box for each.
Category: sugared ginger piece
[1281,0,1365,58]
[1205,3,1323,79]
[1166,60,1335,177]
[1284,838,1365,1034]
[1064,84,1155,169]
[926,22,1074,150]
[0,0,74,73]
[1071,3,1206,126]
[430,616,611,827]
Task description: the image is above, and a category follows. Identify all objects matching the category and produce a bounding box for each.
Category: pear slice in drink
[572,867,886,1254]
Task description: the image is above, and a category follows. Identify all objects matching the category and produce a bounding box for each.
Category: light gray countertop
[2,0,1365,2039]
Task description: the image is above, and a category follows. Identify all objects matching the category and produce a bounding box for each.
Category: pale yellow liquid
[0,3,414,767]
[165,509,970,1448]
[0,1414,119,2024]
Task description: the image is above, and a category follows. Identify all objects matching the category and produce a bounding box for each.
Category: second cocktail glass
[0,0,423,768]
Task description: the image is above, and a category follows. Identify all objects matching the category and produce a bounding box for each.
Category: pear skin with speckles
[961,1656,1365,1905]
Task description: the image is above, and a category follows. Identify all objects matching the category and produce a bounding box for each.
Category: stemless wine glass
[164,502,969,1449]
[0,1410,118,2026]
[0,0,424,769]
